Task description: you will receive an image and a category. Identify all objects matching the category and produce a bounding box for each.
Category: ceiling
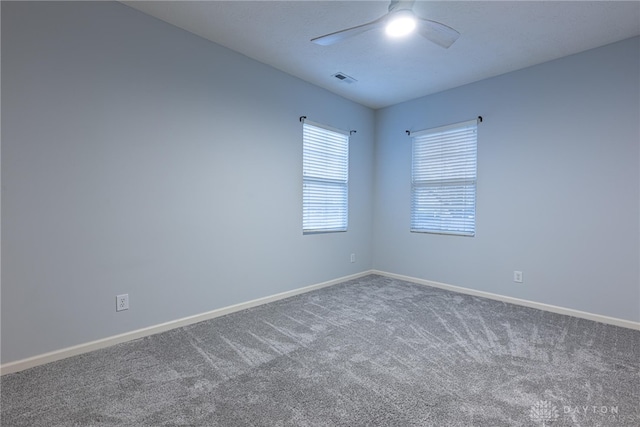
[123,1,640,109]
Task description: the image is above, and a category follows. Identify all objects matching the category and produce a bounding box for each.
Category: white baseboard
[0,271,372,376]
[373,270,640,331]
[4,269,637,376]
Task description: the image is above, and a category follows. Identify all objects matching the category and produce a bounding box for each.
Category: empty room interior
[1,1,639,426]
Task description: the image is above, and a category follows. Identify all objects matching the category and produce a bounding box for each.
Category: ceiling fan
[311,0,460,48]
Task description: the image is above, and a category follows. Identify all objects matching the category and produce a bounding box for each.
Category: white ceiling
[123,1,640,109]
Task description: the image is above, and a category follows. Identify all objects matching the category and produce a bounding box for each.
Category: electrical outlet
[116,294,129,312]
[513,271,523,283]
[350,253,356,263]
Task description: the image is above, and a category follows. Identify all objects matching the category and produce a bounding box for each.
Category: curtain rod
[406,116,483,136]
[299,116,356,135]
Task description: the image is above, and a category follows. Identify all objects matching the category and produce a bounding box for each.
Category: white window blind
[411,119,477,236]
[303,121,349,233]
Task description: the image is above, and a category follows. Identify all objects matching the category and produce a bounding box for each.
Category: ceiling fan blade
[416,18,460,48]
[311,16,386,46]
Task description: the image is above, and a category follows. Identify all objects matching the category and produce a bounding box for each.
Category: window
[302,120,349,233]
[411,119,477,236]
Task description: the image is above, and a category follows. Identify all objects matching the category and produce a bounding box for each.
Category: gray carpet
[1,274,639,426]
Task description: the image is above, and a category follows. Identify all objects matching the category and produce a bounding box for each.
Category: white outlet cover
[116,294,129,311]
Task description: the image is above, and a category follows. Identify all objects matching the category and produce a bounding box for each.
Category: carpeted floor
[1,274,639,426]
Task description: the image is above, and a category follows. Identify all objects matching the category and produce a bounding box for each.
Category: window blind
[411,119,477,236]
[303,121,349,233]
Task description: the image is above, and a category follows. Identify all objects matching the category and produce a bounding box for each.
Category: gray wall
[1,2,375,364]
[2,1,638,366]
[373,37,640,323]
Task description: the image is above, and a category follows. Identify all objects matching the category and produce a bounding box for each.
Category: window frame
[302,120,350,234]
[410,118,478,237]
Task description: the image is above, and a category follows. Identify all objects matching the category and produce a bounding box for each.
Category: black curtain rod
[300,116,356,135]
[406,116,483,136]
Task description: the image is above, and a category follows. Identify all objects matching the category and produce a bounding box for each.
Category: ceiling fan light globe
[385,14,417,37]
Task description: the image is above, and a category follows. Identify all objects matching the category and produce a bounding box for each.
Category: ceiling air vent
[332,72,357,84]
